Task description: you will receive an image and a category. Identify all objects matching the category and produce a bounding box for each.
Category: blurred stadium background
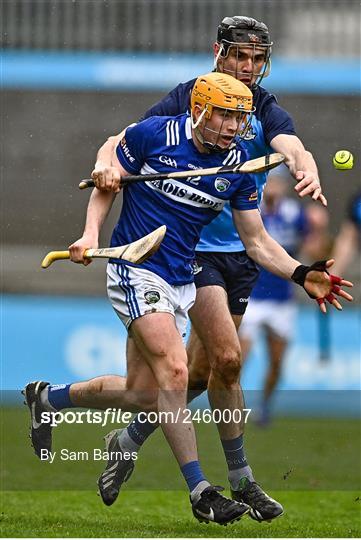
[2,0,360,409]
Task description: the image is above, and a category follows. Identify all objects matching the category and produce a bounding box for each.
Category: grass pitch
[1,407,360,537]
[1,490,360,537]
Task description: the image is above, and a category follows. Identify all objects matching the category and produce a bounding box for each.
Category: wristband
[291,260,329,298]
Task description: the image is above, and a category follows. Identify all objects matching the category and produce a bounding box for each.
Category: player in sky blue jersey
[90,16,330,522]
[24,72,352,526]
[239,169,309,425]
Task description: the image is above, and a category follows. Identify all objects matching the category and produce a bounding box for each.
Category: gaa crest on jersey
[214,177,231,192]
[242,124,256,140]
[144,290,161,304]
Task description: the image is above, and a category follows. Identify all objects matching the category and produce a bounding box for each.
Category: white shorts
[107,263,196,337]
[239,299,297,341]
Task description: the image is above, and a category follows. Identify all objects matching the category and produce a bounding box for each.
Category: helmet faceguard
[215,16,272,86]
[190,72,255,153]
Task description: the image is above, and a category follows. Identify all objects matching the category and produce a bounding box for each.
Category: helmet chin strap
[203,133,236,154]
[193,127,211,153]
[191,106,208,130]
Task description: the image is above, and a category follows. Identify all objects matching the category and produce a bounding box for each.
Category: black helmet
[217,16,272,48]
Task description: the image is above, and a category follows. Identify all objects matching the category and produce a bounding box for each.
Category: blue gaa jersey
[110,113,258,286]
[143,79,296,252]
[252,198,308,301]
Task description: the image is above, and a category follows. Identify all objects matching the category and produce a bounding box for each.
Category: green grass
[1,408,360,536]
[1,490,360,537]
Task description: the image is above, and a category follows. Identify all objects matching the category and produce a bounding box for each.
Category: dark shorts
[193,251,260,315]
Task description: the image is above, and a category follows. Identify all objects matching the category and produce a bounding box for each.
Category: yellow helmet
[191,72,253,120]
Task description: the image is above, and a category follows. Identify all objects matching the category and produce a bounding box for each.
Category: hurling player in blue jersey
[23,74,266,526]
[24,73,352,526]
[239,169,309,426]
[90,16,330,522]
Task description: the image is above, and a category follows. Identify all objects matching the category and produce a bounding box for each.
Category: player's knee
[188,362,210,390]
[161,359,188,390]
[212,348,241,385]
[188,344,210,388]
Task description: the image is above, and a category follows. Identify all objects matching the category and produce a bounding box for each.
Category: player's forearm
[234,209,300,279]
[246,229,300,280]
[83,189,116,239]
[95,136,118,169]
[271,134,326,205]
[271,134,318,178]
[291,149,318,179]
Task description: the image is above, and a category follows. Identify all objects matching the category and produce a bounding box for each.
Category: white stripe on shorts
[117,264,140,318]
